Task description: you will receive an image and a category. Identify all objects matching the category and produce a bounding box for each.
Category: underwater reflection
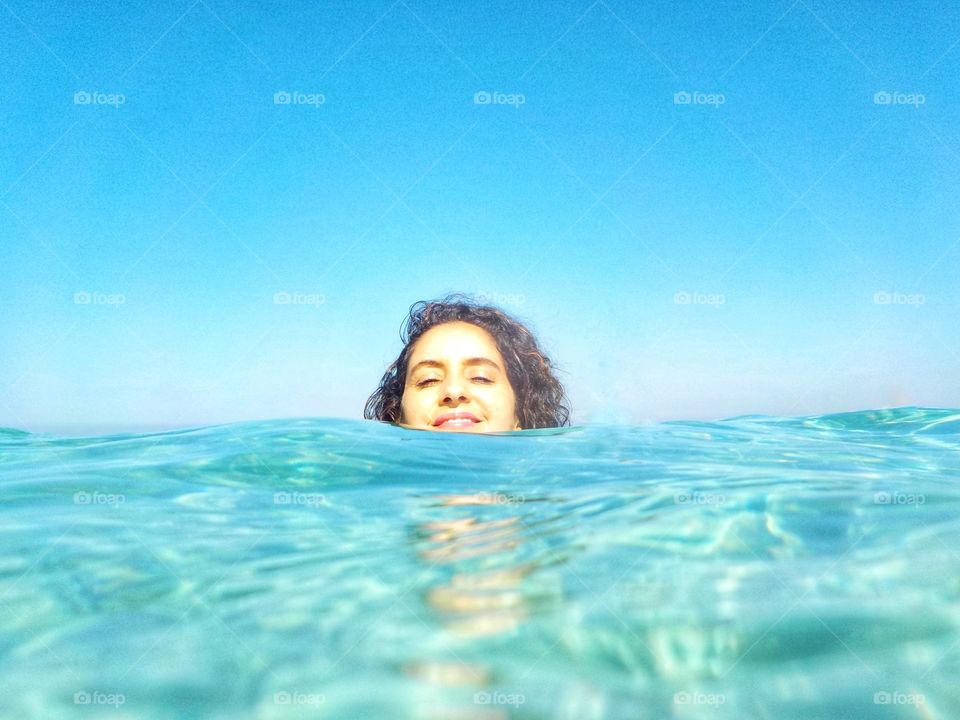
[407,492,557,720]
[420,493,538,637]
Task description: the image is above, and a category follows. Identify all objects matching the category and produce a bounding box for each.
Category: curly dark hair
[364,294,571,429]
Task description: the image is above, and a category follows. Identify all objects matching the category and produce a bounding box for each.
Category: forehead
[408,322,504,363]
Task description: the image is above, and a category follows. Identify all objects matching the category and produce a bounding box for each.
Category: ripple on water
[1,409,959,719]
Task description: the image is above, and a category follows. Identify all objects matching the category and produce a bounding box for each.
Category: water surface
[1,408,958,718]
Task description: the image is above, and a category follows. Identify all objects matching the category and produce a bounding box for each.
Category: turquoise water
[1,408,959,719]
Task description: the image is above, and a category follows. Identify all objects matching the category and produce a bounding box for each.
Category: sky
[1,0,958,433]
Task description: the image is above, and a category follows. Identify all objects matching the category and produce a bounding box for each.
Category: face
[399,321,521,433]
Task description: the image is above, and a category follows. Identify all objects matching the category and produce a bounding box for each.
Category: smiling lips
[433,412,481,428]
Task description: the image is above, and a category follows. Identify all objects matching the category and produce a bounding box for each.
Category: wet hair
[364,294,571,429]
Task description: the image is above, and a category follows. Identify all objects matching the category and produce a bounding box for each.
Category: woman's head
[364,295,570,432]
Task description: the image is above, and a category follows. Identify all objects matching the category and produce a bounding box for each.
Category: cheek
[506,389,520,418]
[489,386,517,415]
[399,387,425,417]
[398,389,412,419]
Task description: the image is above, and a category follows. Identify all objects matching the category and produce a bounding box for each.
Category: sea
[1,407,958,719]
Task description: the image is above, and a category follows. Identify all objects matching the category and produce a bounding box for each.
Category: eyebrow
[408,357,502,375]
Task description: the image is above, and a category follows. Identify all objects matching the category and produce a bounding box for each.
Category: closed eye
[416,378,439,387]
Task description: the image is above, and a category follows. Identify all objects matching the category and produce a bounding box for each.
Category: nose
[440,377,470,405]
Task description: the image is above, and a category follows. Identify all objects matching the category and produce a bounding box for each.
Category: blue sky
[1,0,958,433]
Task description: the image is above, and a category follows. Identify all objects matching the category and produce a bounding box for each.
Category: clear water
[1,407,959,719]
